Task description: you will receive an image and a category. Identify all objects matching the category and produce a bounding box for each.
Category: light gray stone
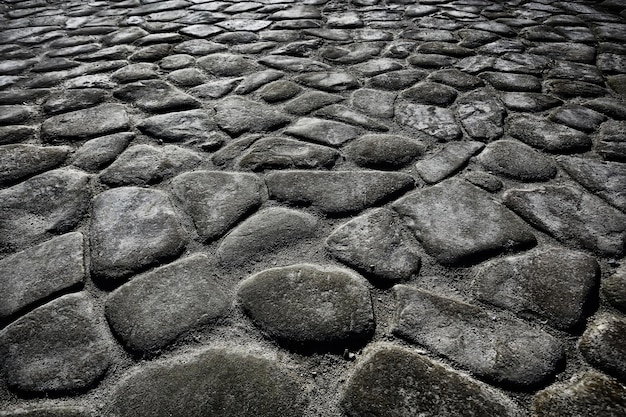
[72,132,132,171]
[415,141,484,184]
[395,101,462,141]
[238,137,339,171]
[0,144,70,185]
[477,139,557,181]
[114,80,200,112]
[214,96,290,136]
[284,117,360,146]
[508,115,591,152]
[138,110,216,142]
[457,89,506,141]
[345,134,425,169]
[41,104,129,142]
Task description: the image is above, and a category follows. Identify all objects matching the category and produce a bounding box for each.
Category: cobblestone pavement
[1,0,626,416]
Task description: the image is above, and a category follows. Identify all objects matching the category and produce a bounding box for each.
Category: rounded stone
[476,139,557,181]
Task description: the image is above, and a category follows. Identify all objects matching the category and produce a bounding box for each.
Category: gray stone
[0,233,84,320]
[428,68,485,90]
[258,80,303,103]
[550,105,607,133]
[480,72,542,92]
[0,293,113,393]
[214,96,290,136]
[111,63,159,83]
[327,11,363,28]
[159,54,195,70]
[530,42,596,63]
[500,92,562,112]
[269,5,321,20]
[596,120,626,162]
[457,90,506,141]
[507,115,591,152]
[105,254,229,353]
[604,265,626,313]
[283,92,344,115]
[326,208,421,284]
[72,132,132,171]
[345,134,425,169]
[238,264,374,350]
[314,104,388,131]
[320,43,381,64]
[473,247,599,329]
[189,79,240,100]
[0,169,91,254]
[544,80,607,99]
[534,372,626,417]
[494,53,551,75]
[579,314,626,382]
[558,156,626,212]
[395,101,461,141]
[41,104,129,142]
[234,70,284,95]
[166,68,207,86]
[415,141,484,184]
[367,69,427,90]
[352,59,403,77]
[477,139,557,181]
[504,185,626,257]
[42,89,107,115]
[417,41,474,57]
[90,187,187,282]
[463,171,504,192]
[393,178,536,265]
[238,137,339,171]
[285,117,360,146]
[0,144,70,185]
[585,97,626,120]
[172,40,226,55]
[171,171,263,241]
[259,55,331,72]
[197,53,259,76]
[137,109,216,142]
[400,82,458,106]
[114,80,199,112]
[217,207,318,266]
[351,89,396,118]
[296,71,359,92]
[0,126,36,145]
[341,344,523,417]
[266,170,414,214]
[393,286,564,386]
[110,349,307,417]
[0,105,34,125]
[0,406,93,417]
[100,145,201,186]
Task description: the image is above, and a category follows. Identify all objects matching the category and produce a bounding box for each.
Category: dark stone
[604,265,626,312]
[259,55,330,72]
[366,69,427,90]
[258,80,303,103]
[0,126,37,145]
[476,139,557,181]
[0,406,93,417]
[428,68,484,90]
[596,120,626,162]
[314,104,388,131]
[41,104,129,142]
[285,117,360,146]
[345,134,425,169]
[400,82,457,106]
[197,53,259,76]
[544,80,607,99]
[585,97,626,120]
[395,101,461,141]
[42,89,107,115]
[529,42,596,63]
[114,80,199,112]
[579,314,626,382]
[480,72,542,92]
[238,137,339,171]
[507,114,591,152]
[283,92,344,115]
[214,96,290,136]
[296,71,359,92]
[137,109,216,142]
[550,105,607,133]
[72,132,132,171]
[0,144,70,185]
[414,141,484,184]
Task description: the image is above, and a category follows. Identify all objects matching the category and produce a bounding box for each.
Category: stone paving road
[1,0,626,416]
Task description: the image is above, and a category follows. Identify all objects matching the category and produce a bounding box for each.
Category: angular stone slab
[341,344,523,417]
[266,170,414,214]
[393,179,536,265]
[0,144,70,185]
[415,141,484,184]
[0,293,113,394]
[534,372,626,417]
[214,96,290,136]
[344,134,425,169]
[473,247,599,329]
[90,187,187,282]
[579,314,626,382]
[392,286,564,386]
[171,171,263,241]
[0,168,91,254]
[217,207,318,266]
[238,264,374,350]
[0,233,84,320]
[137,109,216,142]
[395,100,461,141]
[284,117,360,146]
[508,114,591,152]
[477,139,557,181]
[110,349,307,417]
[238,137,339,171]
[114,80,199,112]
[504,185,626,257]
[105,254,229,353]
[326,209,421,285]
[457,89,506,141]
[41,104,129,142]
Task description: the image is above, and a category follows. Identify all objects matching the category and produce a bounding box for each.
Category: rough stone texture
[137,110,216,143]
[110,349,307,417]
[266,170,414,214]
[72,132,132,172]
[604,265,626,313]
[341,344,523,417]
[0,293,113,394]
[579,314,626,382]
[344,134,425,169]
[504,185,626,257]
[393,179,536,265]
[90,187,187,282]
[476,139,557,181]
[0,144,70,185]
[105,255,229,353]
[0,406,93,417]
[114,80,199,112]
[457,89,506,141]
[238,264,374,350]
[284,117,360,146]
[415,141,484,184]
[238,136,339,171]
[170,171,263,241]
[392,286,564,387]
[214,96,290,136]
[596,120,626,162]
[508,114,591,152]
[473,247,599,329]
[41,104,129,142]
[396,100,461,141]
[351,88,397,118]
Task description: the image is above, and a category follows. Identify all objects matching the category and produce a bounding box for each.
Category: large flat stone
[214,96,290,136]
[457,89,506,141]
[0,144,70,185]
[238,264,374,351]
[266,170,414,214]
[41,104,129,142]
[507,114,591,152]
[284,117,360,146]
[414,141,484,184]
[345,134,425,169]
[393,179,536,265]
[137,110,216,142]
[114,80,200,112]
[238,136,339,171]
[392,286,564,386]
[72,132,133,172]
[395,101,462,141]
[476,139,557,181]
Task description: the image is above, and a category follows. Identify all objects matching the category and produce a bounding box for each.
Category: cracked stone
[415,141,484,184]
[0,144,70,185]
[314,105,388,131]
[215,96,290,136]
[579,314,626,382]
[508,114,591,152]
[400,82,458,106]
[238,136,339,171]
[41,104,129,142]
[476,139,557,181]
[457,89,506,141]
[396,101,461,141]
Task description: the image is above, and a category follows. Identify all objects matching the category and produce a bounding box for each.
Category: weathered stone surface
[106,254,229,353]
[0,125,36,145]
[111,63,159,83]
[0,293,113,393]
[558,156,626,211]
[504,185,626,257]
[259,55,330,72]
[393,179,536,265]
[604,265,626,313]
[351,88,396,118]
[500,92,562,112]
[508,114,591,152]
[341,344,523,417]
[171,171,263,241]
[266,171,414,214]
[367,69,427,90]
[400,82,458,106]
[296,71,359,92]
[72,132,132,171]
[580,314,626,382]
[234,69,284,95]
[238,136,339,171]
[42,89,107,115]
[0,144,70,185]
[395,101,461,141]
[477,139,557,181]
[217,207,318,266]
[534,372,626,417]
[457,90,506,141]
[596,120,626,162]
[550,105,607,133]
[0,169,91,254]
[284,117,360,146]
[238,264,374,350]
[197,53,260,76]
[283,91,343,115]
[393,286,564,386]
[415,141,484,184]
[0,233,84,320]
[137,109,215,142]
[345,134,424,169]
[0,406,93,417]
[100,145,201,186]
[110,349,307,417]
[41,104,129,142]
[90,187,187,282]
[314,105,388,131]
[473,247,599,329]
[114,80,199,111]
[258,80,303,103]
[0,105,34,125]
[480,72,542,92]
[214,96,290,136]
[326,209,421,284]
